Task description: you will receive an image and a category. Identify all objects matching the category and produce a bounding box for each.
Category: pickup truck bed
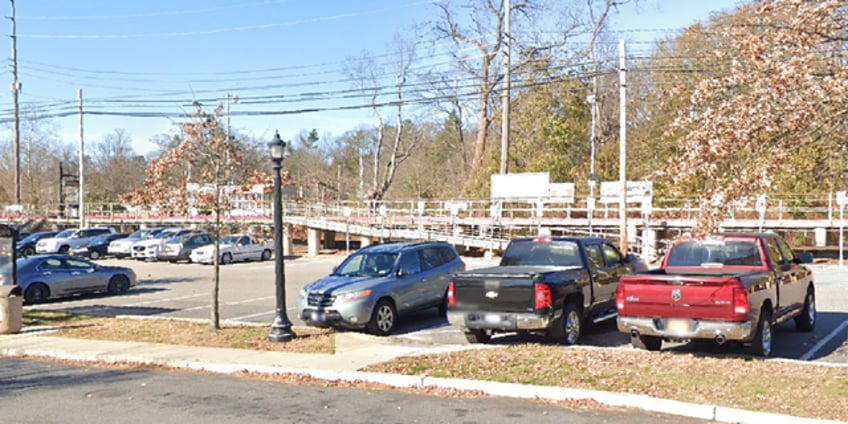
[616,233,816,357]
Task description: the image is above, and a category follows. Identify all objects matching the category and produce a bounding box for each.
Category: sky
[2,0,748,156]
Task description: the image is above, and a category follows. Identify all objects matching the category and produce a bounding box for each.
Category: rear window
[501,240,582,267]
[666,240,762,267]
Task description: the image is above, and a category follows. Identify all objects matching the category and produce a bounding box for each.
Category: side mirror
[396,268,409,278]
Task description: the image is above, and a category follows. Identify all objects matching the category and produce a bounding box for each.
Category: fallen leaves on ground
[366,344,848,421]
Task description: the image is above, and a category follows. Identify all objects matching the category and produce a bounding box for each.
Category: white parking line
[228,310,277,321]
[801,320,848,361]
[123,293,208,307]
[180,295,276,312]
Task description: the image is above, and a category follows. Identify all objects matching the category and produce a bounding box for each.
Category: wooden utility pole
[10,0,20,205]
[499,0,511,175]
[619,39,628,253]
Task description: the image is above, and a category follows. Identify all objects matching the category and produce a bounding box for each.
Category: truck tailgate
[617,274,746,321]
[452,266,545,313]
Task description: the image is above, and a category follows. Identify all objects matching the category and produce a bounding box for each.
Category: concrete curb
[1,345,842,424]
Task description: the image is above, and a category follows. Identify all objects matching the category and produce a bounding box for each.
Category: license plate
[665,318,692,334]
[310,311,325,322]
[484,313,501,324]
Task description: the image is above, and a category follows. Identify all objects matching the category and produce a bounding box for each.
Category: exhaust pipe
[715,334,727,345]
[630,329,640,338]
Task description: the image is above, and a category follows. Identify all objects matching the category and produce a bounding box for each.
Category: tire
[24,283,49,304]
[221,253,233,265]
[437,289,449,319]
[58,245,70,254]
[548,303,583,345]
[750,307,773,357]
[22,247,35,257]
[631,334,663,351]
[464,329,491,344]
[89,250,100,260]
[107,275,130,295]
[261,250,272,261]
[794,286,816,332]
[367,299,397,336]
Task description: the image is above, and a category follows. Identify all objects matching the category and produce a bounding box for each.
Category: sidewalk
[0,328,842,424]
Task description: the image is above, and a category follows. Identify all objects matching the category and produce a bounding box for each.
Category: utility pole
[499,0,511,175]
[78,89,85,228]
[618,39,627,253]
[9,0,20,205]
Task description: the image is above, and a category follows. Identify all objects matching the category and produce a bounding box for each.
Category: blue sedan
[3,255,137,304]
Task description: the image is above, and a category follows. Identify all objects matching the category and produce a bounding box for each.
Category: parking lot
[25,254,848,363]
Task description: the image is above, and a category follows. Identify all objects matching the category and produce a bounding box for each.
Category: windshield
[18,233,49,244]
[666,240,762,267]
[334,251,398,277]
[54,229,75,238]
[153,230,179,239]
[130,229,160,239]
[91,234,112,244]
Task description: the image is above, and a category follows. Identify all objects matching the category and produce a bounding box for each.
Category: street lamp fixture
[268,130,295,343]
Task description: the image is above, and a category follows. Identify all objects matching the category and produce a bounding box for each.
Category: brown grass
[366,344,848,421]
[28,311,333,354]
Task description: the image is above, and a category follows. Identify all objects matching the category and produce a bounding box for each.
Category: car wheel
[58,245,70,254]
[221,253,233,265]
[24,283,49,304]
[108,275,130,295]
[794,285,816,332]
[548,303,583,345]
[261,250,272,261]
[750,307,773,357]
[437,289,449,319]
[367,299,397,336]
[631,334,662,351]
[22,247,35,257]
[464,329,491,344]
[90,250,100,260]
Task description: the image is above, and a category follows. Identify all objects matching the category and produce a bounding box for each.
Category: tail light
[615,285,625,311]
[534,283,552,309]
[447,281,456,308]
[732,281,750,319]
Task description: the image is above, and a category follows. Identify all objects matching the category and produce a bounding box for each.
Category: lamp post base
[268,318,295,343]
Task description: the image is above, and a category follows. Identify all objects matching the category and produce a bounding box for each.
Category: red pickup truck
[616,232,816,357]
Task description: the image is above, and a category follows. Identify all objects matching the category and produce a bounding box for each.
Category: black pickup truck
[448,236,646,344]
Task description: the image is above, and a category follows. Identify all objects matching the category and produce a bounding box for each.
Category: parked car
[190,234,273,264]
[70,233,129,260]
[108,227,166,259]
[15,231,57,257]
[131,228,192,261]
[296,241,466,336]
[4,254,137,304]
[159,231,214,263]
[35,227,116,254]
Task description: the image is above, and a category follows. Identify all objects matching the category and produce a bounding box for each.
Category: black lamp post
[268,131,295,343]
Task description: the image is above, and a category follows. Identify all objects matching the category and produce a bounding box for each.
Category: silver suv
[35,227,116,254]
[295,241,465,336]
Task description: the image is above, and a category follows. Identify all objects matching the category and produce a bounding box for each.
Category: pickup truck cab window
[585,244,603,268]
[775,238,797,264]
[765,238,785,266]
[601,243,623,267]
[501,240,581,266]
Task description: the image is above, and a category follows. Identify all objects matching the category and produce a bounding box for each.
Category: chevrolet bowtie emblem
[485,291,499,299]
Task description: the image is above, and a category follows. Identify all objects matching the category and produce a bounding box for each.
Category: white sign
[417,201,425,215]
[343,207,351,218]
[837,191,846,207]
[599,181,653,204]
[548,183,575,203]
[379,204,387,217]
[491,172,550,200]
